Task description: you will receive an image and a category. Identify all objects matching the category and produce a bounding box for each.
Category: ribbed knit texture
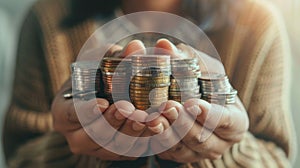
[3,0,296,167]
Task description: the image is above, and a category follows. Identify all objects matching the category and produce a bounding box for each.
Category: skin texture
[52,39,249,163]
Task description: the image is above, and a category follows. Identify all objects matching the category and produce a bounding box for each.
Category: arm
[3,9,56,162]
[194,28,295,167]
[195,2,296,167]
[149,6,295,166]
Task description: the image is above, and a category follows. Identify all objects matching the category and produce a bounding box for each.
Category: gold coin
[130,94,168,99]
[130,79,170,85]
[134,105,149,110]
[130,83,170,88]
[132,76,170,80]
[131,96,168,101]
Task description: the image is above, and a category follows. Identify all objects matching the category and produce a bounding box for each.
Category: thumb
[155,38,182,58]
[121,40,146,57]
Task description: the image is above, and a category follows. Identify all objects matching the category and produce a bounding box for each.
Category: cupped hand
[145,39,249,163]
[52,40,152,160]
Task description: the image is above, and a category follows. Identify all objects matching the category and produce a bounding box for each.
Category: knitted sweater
[2,0,296,167]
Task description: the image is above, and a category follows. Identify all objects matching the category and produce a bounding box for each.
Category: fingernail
[114,109,132,120]
[157,39,177,49]
[122,40,146,56]
[148,123,164,134]
[158,102,167,112]
[162,107,178,120]
[187,105,202,116]
[132,121,146,131]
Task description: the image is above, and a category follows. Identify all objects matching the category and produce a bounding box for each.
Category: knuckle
[170,143,184,152]
[185,135,201,147]
[196,141,211,153]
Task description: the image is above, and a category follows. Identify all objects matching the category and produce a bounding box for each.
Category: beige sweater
[3,0,296,167]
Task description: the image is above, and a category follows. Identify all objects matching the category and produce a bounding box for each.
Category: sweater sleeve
[181,1,296,168]
[184,32,294,167]
[2,8,54,162]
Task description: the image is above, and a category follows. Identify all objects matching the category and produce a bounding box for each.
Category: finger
[178,109,231,159]
[112,110,148,155]
[73,98,109,125]
[176,43,195,58]
[184,126,231,160]
[53,88,109,132]
[184,98,247,142]
[147,113,181,154]
[161,101,226,157]
[121,40,146,57]
[105,44,123,57]
[155,39,183,58]
[78,44,123,61]
[146,112,167,135]
[83,101,135,146]
[65,102,143,156]
[125,114,153,157]
[183,98,211,122]
[103,100,135,128]
[159,100,181,123]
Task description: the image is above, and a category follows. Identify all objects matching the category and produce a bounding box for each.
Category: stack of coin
[198,73,237,104]
[101,57,132,103]
[169,58,201,103]
[130,55,171,111]
[71,61,101,92]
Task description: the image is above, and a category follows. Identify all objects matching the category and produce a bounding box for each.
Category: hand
[52,40,152,160]
[146,39,249,163]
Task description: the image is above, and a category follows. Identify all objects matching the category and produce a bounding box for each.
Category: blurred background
[0,0,299,167]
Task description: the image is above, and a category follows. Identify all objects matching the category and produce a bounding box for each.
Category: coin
[100,57,132,104]
[199,73,237,104]
[71,61,102,94]
[168,58,201,103]
[129,55,171,110]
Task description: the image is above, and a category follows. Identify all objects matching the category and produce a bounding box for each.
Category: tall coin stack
[71,61,101,99]
[198,73,237,104]
[100,57,132,103]
[169,58,202,103]
[130,55,171,111]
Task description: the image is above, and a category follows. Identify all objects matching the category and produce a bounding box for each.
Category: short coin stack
[71,61,101,98]
[198,73,237,104]
[130,55,171,111]
[169,58,201,103]
[100,57,132,103]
